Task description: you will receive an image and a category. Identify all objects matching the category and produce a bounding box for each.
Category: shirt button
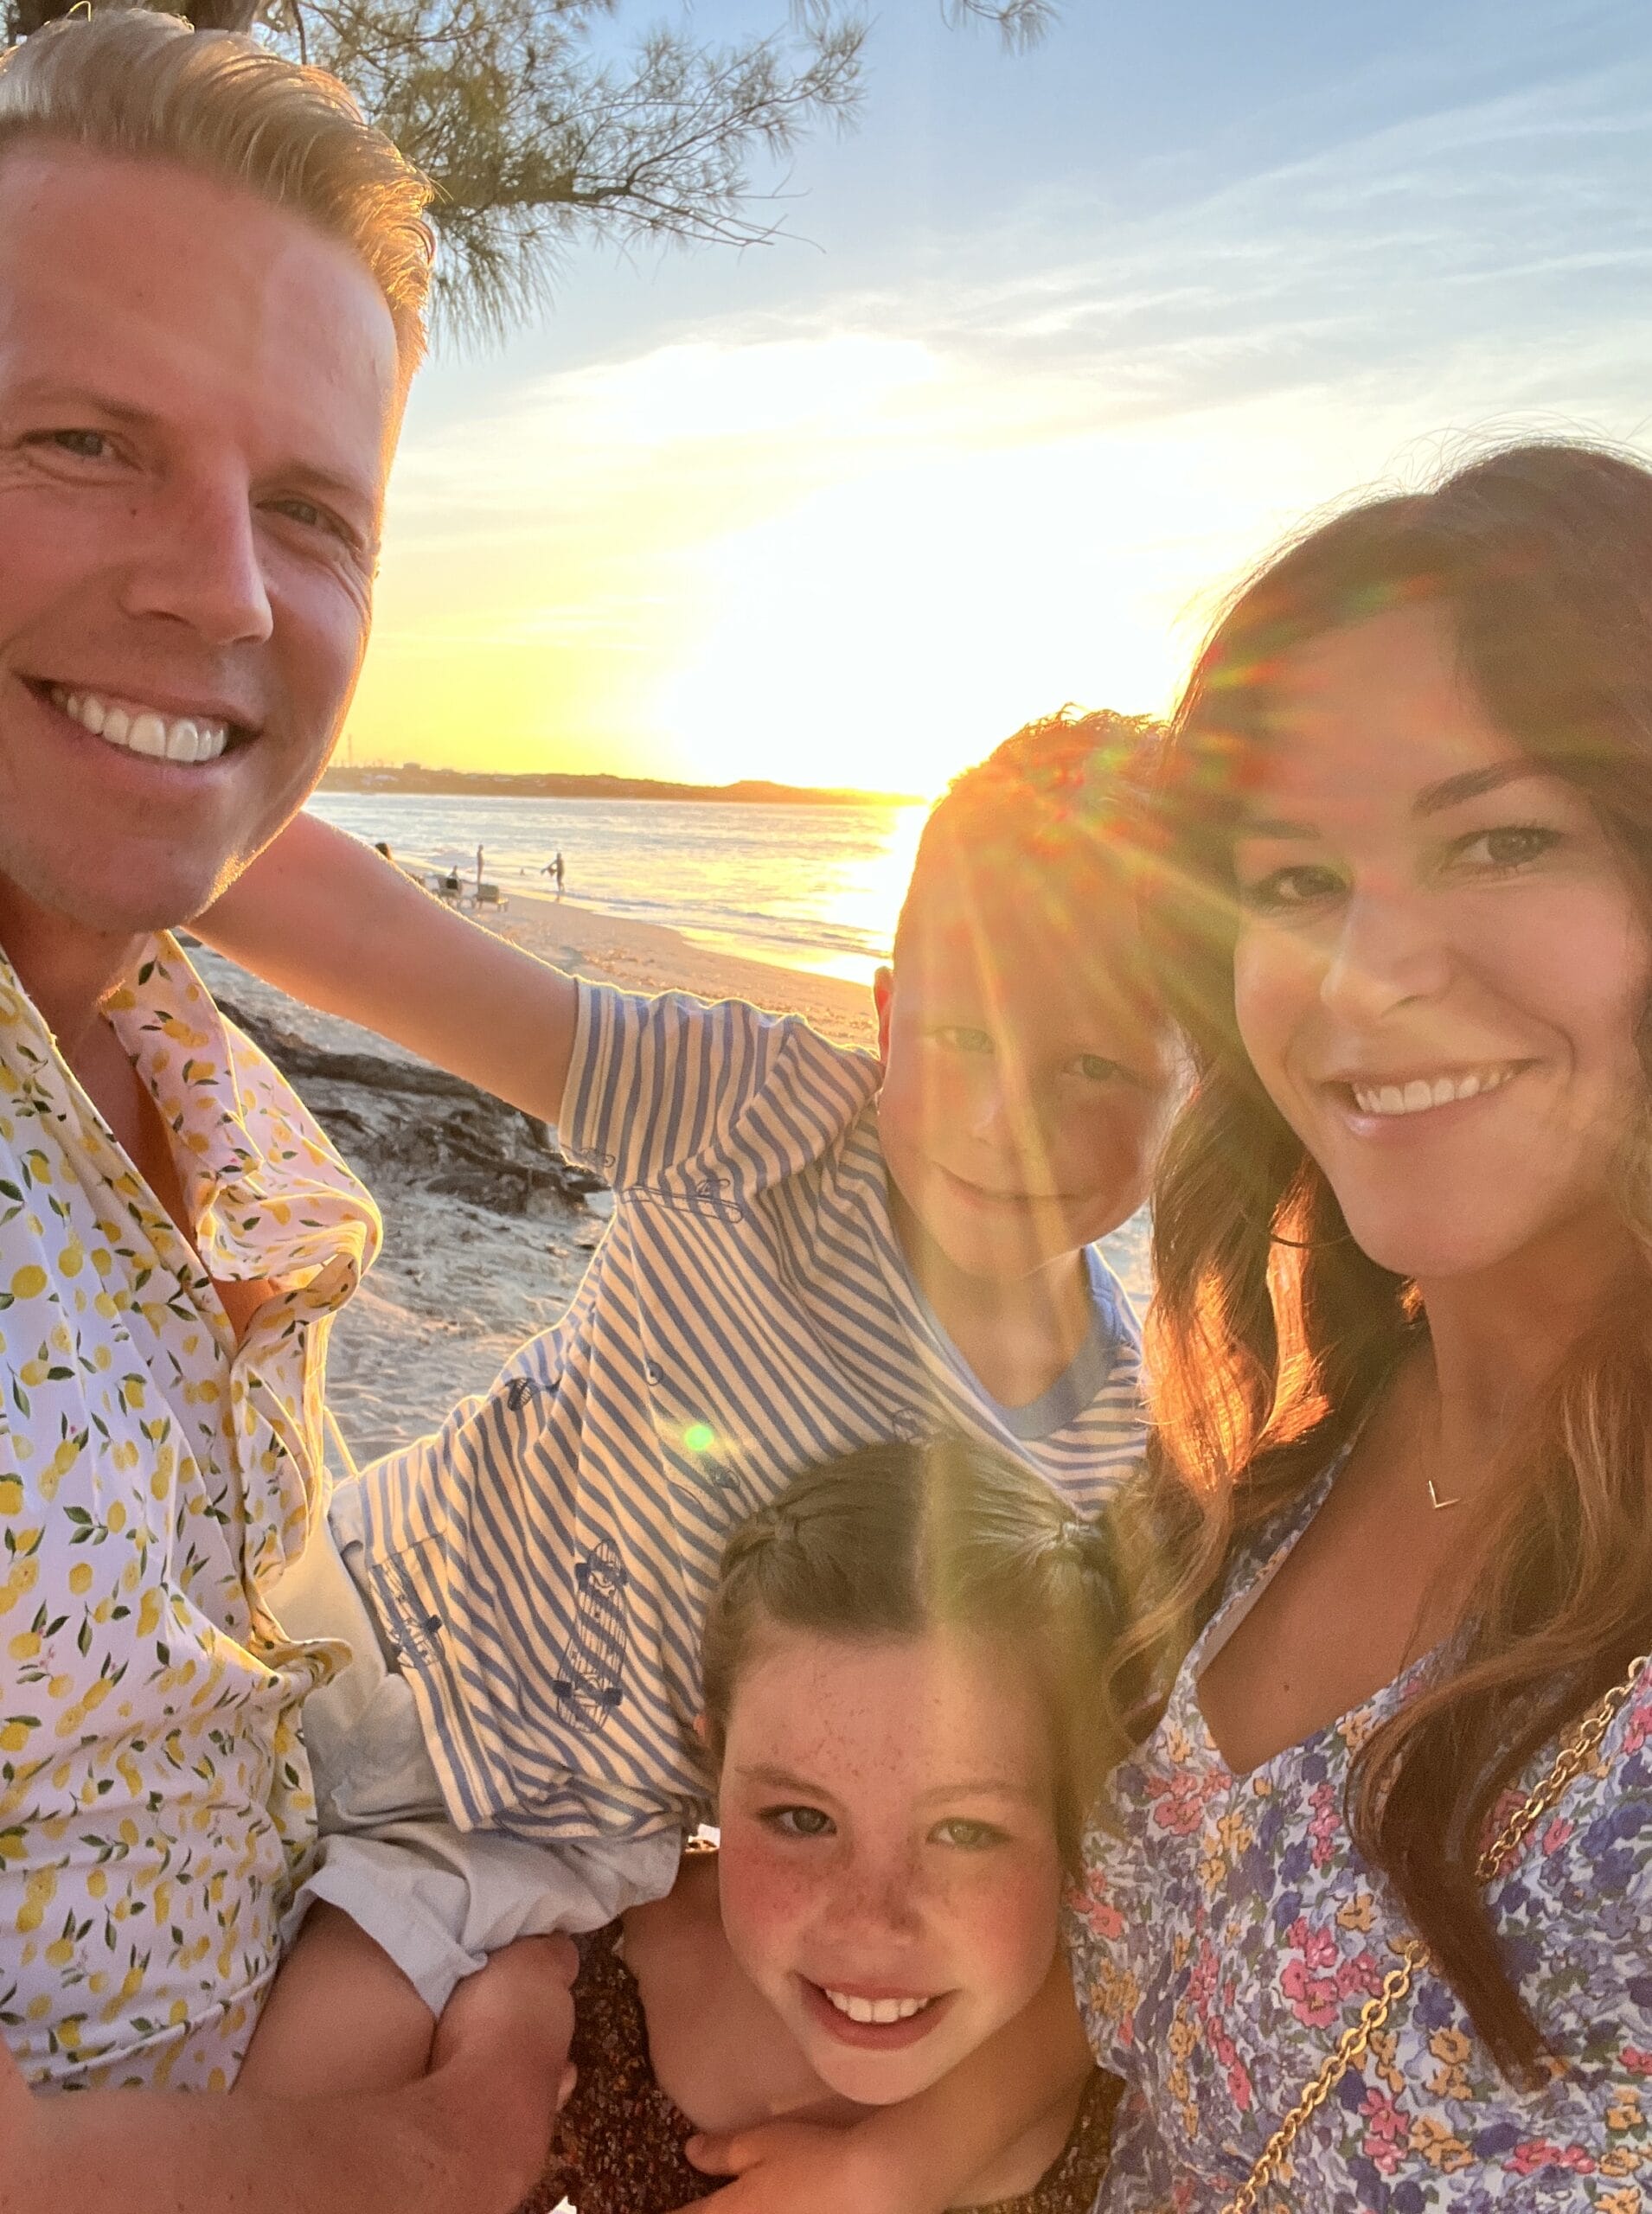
[644,1360,663,1385]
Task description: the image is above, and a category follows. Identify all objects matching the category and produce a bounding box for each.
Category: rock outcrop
[219,997,605,1218]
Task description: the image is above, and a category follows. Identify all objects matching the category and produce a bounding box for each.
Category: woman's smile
[1333,1061,1526,1120]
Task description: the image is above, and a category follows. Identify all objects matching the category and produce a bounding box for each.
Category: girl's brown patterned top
[523,1920,1117,2214]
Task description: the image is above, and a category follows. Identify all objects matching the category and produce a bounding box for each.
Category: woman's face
[714,1622,1064,2107]
[1229,603,1652,1285]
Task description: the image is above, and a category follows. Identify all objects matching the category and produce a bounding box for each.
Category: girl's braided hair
[701,1436,1131,1871]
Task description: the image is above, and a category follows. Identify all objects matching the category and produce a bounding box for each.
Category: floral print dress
[1066,1468,1652,2212]
[0,937,378,2089]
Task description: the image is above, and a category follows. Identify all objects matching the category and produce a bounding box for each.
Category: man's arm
[685,1950,1095,2214]
[198,812,579,1123]
[0,1933,576,2214]
[234,1902,437,2099]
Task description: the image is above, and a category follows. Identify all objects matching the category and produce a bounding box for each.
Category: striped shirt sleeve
[559,982,877,1198]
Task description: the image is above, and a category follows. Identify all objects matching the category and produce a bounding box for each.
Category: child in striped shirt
[215,713,1180,2205]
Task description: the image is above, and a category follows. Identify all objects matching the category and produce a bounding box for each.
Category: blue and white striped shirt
[358,983,1147,1844]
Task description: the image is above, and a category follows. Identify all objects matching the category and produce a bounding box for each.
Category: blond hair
[892,707,1166,976]
[0,9,433,365]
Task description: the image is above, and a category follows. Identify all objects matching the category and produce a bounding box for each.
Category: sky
[343,0,1652,797]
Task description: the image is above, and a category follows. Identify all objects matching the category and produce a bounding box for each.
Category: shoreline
[321,766,919,807]
[444,880,879,1051]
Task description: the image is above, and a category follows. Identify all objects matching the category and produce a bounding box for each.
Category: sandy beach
[477,880,880,1051]
[196,883,1147,1470]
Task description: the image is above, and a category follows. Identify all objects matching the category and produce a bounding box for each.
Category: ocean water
[308,790,928,985]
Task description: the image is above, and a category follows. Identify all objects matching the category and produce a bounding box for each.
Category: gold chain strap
[1215,1653,1650,2214]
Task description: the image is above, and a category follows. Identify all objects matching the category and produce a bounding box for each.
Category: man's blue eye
[274,496,349,541]
[43,430,109,459]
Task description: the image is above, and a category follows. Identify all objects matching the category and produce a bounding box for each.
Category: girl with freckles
[1069,442,1652,2210]
[522,1437,1127,2214]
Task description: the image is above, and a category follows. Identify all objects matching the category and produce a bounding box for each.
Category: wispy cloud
[350,21,1652,784]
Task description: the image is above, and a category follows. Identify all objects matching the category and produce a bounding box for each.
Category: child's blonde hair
[0,9,433,365]
[893,707,1167,981]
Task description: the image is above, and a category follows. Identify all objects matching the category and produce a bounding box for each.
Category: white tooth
[163,720,200,764]
[65,692,82,719]
[128,713,168,758]
[80,695,106,735]
[1431,1077,1456,1108]
[847,1995,874,2023]
[1403,1080,1432,1112]
[202,724,227,760]
[895,1998,924,2019]
[1456,1072,1482,1099]
[1378,1085,1405,1116]
[102,707,131,745]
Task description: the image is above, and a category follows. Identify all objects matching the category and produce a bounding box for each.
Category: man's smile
[42,681,247,765]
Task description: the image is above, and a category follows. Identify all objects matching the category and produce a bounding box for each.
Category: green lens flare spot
[683,1423,715,1453]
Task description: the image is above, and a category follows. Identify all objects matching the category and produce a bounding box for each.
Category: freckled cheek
[938,1863,1060,2003]
[716,1833,823,1970]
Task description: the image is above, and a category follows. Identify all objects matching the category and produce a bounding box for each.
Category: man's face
[0,144,402,941]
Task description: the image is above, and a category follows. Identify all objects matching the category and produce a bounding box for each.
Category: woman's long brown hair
[1117,440,1652,2076]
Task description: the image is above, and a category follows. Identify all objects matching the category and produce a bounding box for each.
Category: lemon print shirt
[0,937,378,2091]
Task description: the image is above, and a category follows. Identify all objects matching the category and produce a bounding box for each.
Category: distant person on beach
[522,1441,1125,2214]
[545,847,566,897]
[375,838,394,861]
[0,14,574,2214]
[477,841,485,893]
[202,707,1181,2204]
